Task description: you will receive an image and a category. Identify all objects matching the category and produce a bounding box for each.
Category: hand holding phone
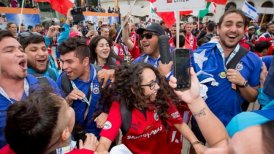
[173,48,191,89]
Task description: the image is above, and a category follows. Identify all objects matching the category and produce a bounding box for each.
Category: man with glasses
[18,32,59,81]
[134,23,165,67]
[0,30,62,148]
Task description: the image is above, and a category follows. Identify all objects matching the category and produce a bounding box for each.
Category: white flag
[242,0,258,20]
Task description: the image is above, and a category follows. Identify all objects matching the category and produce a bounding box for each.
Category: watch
[238,80,249,88]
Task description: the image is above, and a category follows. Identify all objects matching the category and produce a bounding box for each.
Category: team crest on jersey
[236,62,243,71]
[103,121,112,130]
[154,113,159,121]
[93,84,100,94]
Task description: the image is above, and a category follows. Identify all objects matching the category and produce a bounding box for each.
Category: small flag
[208,2,216,13]
[242,0,258,20]
[206,0,227,5]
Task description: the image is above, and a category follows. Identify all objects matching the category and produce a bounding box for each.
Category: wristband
[238,80,248,88]
[165,72,173,81]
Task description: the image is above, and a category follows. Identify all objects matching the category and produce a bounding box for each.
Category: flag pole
[114,0,137,43]
[259,8,266,27]
[18,0,26,33]
[175,11,180,48]
[260,14,265,27]
[197,15,200,30]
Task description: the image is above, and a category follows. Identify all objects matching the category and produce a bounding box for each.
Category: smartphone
[173,48,191,89]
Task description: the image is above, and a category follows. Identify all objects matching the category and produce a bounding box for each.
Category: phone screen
[174,49,191,89]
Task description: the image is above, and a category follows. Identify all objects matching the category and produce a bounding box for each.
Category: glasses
[140,79,159,90]
[18,32,42,38]
[140,33,157,40]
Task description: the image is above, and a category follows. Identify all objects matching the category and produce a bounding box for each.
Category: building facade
[100,0,274,23]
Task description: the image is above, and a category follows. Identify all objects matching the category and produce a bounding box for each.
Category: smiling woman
[96,63,206,154]
[88,35,121,69]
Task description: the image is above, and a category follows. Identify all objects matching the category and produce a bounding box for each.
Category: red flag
[34,0,50,2]
[206,0,227,5]
[180,10,193,16]
[49,0,73,15]
[156,12,175,28]
[147,0,175,28]
[35,0,73,15]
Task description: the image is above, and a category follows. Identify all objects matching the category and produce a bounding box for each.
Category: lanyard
[216,43,240,71]
[0,79,29,103]
[144,55,160,68]
[70,66,97,106]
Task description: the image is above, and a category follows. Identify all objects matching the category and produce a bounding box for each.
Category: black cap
[137,23,165,35]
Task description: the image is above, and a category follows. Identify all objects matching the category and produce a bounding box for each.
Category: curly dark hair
[103,63,182,121]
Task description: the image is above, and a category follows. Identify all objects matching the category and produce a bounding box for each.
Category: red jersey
[184,33,197,50]
[169,36,175,48]
[100,100,183,154]
[0,145,15,154]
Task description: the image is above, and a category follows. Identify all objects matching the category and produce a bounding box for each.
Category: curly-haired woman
[96,63,206,154]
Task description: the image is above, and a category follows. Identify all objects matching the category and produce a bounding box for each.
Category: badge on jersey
[154,112,159,121]
[236,62,243,71]
[93,83,100,94]
[219,72,226,79]
[103,121,112,130]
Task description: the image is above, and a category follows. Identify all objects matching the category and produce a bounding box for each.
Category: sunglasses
[140,33,158,40]
[18,32,42,41]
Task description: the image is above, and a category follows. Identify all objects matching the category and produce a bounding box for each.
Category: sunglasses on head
[140,32,158,40]
[18,32,42,42]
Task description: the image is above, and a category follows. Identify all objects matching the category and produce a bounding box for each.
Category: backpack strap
[61,64,101,96]
[226,46,249,69]
[120,99,132,135]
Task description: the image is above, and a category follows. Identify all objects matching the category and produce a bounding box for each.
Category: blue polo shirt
[57,64,101,138]
[192,42,262,125]
[133,54,160,67]
[0,74,62,148]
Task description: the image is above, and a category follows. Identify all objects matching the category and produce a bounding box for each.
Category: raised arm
[169,68,229,147]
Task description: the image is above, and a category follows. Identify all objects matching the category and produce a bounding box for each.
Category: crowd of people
[0,6,273,154]
[0,0,114,14]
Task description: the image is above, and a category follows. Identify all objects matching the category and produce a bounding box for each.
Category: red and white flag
[147,0,205,27]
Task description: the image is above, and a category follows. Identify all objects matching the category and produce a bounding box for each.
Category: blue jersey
[133,54,160,67]
[262,55,273,70]
[0,74,62,148]
[192,42,262,125]
[57,64,101,138]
